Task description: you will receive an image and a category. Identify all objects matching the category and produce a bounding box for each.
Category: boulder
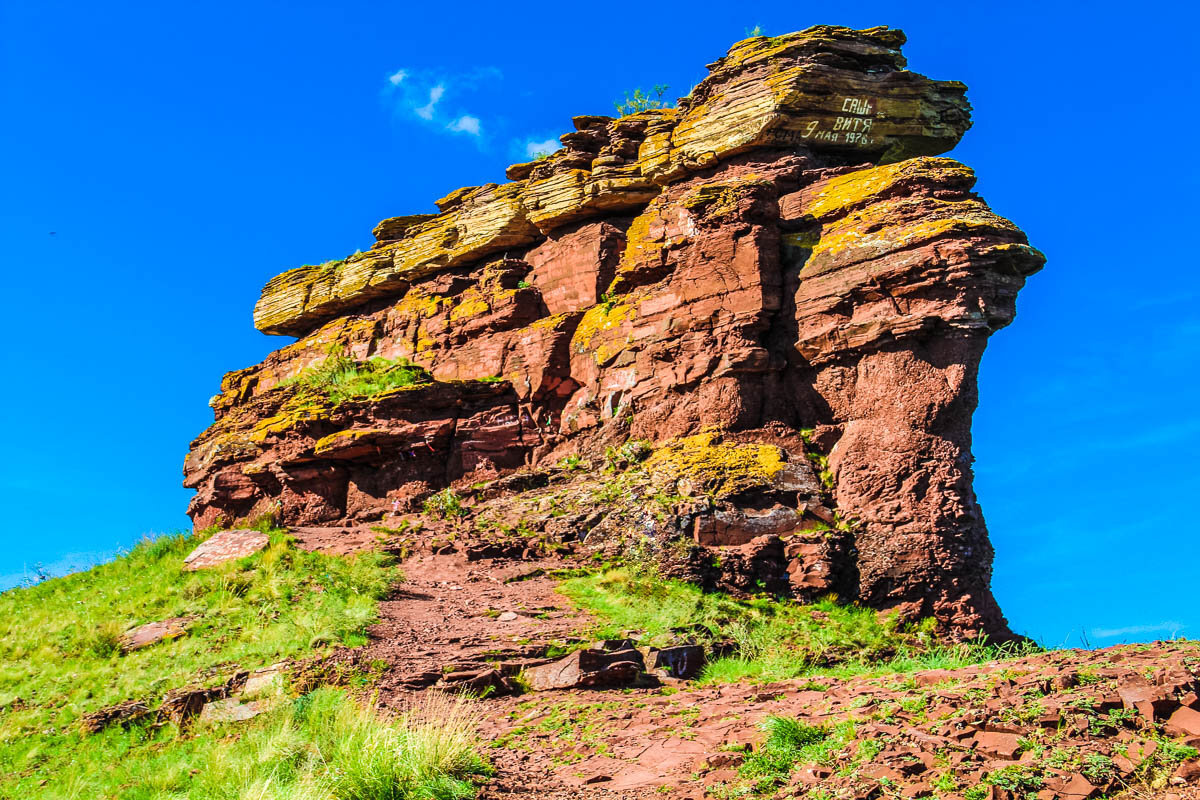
[198,697,277,724]
[1166,706,1200,737]
[641,645,706,679]
[119,615,196,652]
[438,668,517,697]
[972,730,1021,759]
[523,648,645,691]
[182,530,269,570]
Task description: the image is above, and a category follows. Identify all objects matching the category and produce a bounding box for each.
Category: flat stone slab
[120,615,196,652]
[242,666,286,699]
[198,697,278,724]
[183,530,269,570]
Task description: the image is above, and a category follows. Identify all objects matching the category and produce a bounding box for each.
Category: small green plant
[932,772,959,793]
[1080,753,1115,785]
[81,621,124,658]
[558,454,586,472]
[1136,736,1199,788]
[745,24,764,36]
[1088,706,1136,735]
[615,85,672,116]
[984,764,1043,794]
[739,715,829,788]
[517,280,531,289]
[423,488,467,519]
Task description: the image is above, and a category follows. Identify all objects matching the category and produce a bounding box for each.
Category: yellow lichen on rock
[571,295,638,365]
[522,169,590,231]
[794,157,975,220]
[803,195,1023,280]
[313,428,386,455]
[643,432,787,498]
[644,25,969,184]
[254,182,539,337]
[247,401,331,445]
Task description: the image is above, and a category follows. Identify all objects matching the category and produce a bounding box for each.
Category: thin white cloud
[525,138,559,158]
[381,69,498,142]
[447,115,481,136]
[1092,621,1184,639]
[414,85,445,120]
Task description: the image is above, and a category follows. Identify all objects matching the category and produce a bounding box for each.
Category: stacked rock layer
[184,26,1044,638]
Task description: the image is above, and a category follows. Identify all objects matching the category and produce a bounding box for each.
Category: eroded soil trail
[293,526,591,706]
[366,553,588,704]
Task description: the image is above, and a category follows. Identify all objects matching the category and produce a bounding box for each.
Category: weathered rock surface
[186,25,1044,638]
[255,183,539,336]
[524,648,645,691]
[644,26,971,183]
[182,529,268,570]
[119,615,196,652]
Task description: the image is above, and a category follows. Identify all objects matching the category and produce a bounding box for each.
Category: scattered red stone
[475,641,1200,799]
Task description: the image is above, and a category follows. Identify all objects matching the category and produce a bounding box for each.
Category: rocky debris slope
[184,25,1044,638]
[478,642,1200,800]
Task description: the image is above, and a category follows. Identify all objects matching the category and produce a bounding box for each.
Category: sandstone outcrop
[185,25,1044,638]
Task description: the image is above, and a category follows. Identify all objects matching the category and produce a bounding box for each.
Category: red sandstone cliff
[183,26,1044,639]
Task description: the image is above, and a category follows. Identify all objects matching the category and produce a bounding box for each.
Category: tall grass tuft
[285,354,431,404]
[11,688,489,800]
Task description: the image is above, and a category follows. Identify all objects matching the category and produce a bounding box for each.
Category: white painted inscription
[841,97,873,114]
[792,96,878,146]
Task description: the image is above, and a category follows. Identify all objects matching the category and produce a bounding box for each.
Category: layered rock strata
[185,25,1043,638]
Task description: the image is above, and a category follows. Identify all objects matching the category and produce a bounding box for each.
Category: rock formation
[184,25,1043,638]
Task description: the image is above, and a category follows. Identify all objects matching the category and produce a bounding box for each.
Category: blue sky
[1,0,1196,646]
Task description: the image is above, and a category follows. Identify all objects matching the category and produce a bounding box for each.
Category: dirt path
[356,552,589,706]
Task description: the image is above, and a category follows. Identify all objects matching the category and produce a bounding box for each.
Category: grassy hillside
[559,568,1036,683]
[0,529,488,800]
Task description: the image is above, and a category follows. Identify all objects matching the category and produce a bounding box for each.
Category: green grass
[286,354,431,404]
[423,488,467,519]
[17,686,489,800]
[722,716,862,796]
[740,715,829,786]
[0,528,402,797]
[558,568,1037,683]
